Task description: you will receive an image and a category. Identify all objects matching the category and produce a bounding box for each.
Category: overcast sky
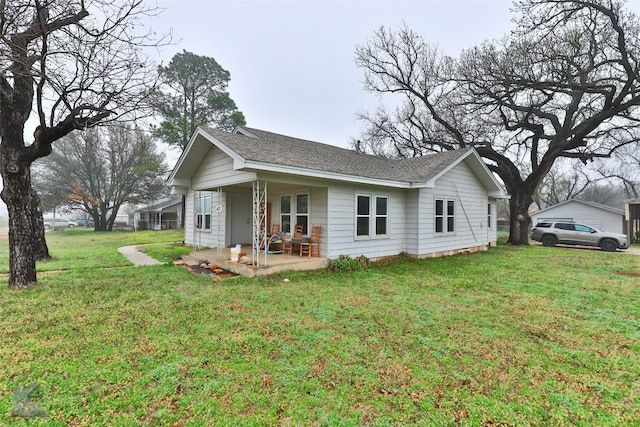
[152,0,520,159]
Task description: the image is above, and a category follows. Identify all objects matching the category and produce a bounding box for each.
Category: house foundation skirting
[416,244,489,259]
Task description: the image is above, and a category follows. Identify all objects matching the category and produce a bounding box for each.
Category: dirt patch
[175,260,238,280]
[617,270,640,277]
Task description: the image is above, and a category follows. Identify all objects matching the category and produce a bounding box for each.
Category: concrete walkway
[117,245,163,266]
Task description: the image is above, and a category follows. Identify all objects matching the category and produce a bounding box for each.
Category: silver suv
[530,221,628,252]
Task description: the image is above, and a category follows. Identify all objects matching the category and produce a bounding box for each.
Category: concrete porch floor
[184,245,329,277]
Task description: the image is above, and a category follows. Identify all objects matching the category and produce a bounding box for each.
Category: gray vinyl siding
[404,190,420,255]
[417,161,492,255]
[310,187,327,257]
[184,191,194,245]
[531,201,625,233]
[184,190,225,249]
[191,146,256,190]
[326,184,407,259]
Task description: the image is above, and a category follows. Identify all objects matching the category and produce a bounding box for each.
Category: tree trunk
[507,190,533,246]
[0,158,38,289]
[31,189,51,261]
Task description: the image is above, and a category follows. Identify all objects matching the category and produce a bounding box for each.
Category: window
[196,195,211,230]
[556,223,575,230]
[280,192,309,235]
[375,196,388,236]
[435,198,455,234]
[356,195,370,236]
[574,224,593,233]
[355,194,388,238]
[487,203,492,229]
[280,195,291,234]
[435,199,444,233]
[296,194,309,235]
[447,200,455,232]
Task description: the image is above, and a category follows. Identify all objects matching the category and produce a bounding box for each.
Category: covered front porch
[184,245,329,277]
[181,177,328,274]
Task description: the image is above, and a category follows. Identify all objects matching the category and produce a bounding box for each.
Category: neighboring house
[530,199,626,234]
[134,197,183,230]
[168,126,507,264]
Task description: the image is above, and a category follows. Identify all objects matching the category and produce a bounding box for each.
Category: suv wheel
[44,223,51,231]
[600,238,618,252]
[542,235,557,247]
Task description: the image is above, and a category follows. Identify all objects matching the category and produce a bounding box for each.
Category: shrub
[328,254,368,271]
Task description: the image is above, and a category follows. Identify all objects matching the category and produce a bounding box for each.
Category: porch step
[181,254,208,266]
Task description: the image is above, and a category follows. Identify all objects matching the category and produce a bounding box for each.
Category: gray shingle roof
[202,126,472,184]
[135,197,182,212]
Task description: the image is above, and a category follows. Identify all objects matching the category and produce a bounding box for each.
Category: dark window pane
[205,214,211,229]
[435,217,443,233]
[281,215,291,233]
[435,199,444,215]
[296,216,308,235]
[357,217,369,236]
[281,195,291,214]
[357,195,370,215]
[447,217,454,232]
[376,217,387,235]
[297,194,308,214]
[376,197,387,215]
[447,200,455,215]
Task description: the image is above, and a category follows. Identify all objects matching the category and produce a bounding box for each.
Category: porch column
[252,181,268,267]
[215,187,223,258]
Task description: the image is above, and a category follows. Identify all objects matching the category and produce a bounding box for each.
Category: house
[134,197,183,230]
[168,126,507,268]
[530,199,626,234]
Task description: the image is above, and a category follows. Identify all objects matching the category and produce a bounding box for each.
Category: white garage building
[531,199,626,234]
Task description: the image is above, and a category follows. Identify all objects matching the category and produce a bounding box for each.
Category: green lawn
[1,230,639,425]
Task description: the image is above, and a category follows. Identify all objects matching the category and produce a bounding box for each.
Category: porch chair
[300,225,322,257]
[284,224,304,254]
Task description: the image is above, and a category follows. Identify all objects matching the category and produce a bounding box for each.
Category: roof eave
[243,161,411,188]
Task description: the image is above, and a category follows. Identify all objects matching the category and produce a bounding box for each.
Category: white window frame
[280,195,291,234]
[375,196,388,237]
[355,193,389,239]
[356,194,371,238]
[435,197,456,235]
[487,203,492,229]
[279,191,310,236]
[295,193,309,235]
[196,194,212,230]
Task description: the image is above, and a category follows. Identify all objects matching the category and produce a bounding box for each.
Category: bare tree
[33,127,168,231]
[0,1,167,288]
[587,143,640,200]
[533,165,589,209]
[355,0,640,245]
[533,161,627,208]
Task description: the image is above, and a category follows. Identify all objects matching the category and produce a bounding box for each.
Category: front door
[228,192,252,245]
